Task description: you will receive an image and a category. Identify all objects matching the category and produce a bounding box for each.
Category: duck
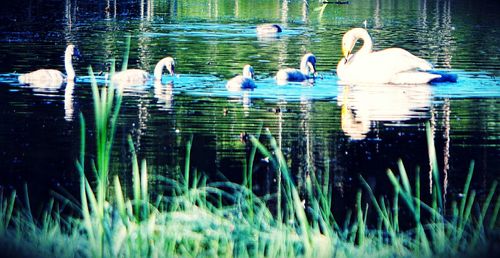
[111,56,175,87]
[226,64,256,91]
[276,53,317,84]
[336,28,457,84]
[256,24,282,34]
[18,44,81,87]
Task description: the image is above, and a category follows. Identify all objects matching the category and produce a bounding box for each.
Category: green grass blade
[121,34,131,71]
[459,160,475,226]
[79,113,86,170]
[4,190,16,230]
[426,122,443,211]
[113,176,126,221]
[80,174,95,245]
[359,175,393,233]
[397,159,412,196]
[141,159,149,218]
[356,190,364,245]
[471,180,498,246]
[128,135,140,219]
[184,135,193,193]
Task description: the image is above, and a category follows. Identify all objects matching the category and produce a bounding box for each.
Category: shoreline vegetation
[1,55,499,257]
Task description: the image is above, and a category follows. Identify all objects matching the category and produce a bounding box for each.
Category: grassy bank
[1,68,499,257]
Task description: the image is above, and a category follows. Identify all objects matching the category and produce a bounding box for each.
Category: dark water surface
[0,0,498,217]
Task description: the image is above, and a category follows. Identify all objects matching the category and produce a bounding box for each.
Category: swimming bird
[18,44,81,87]
[336,28,452,84]
[256,24,282,34]
[226,64,256,91]
[276,53,317,84]
[153,57,176,81]
[112,56,175,87]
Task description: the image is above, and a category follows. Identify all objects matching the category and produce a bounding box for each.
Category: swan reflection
[227,91,252,115]
[64,81,75,121]
[154,80,174,111]
[339,84,432,140]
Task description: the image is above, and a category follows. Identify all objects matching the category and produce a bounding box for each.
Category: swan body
[256,24,282,34]
[18,44,80,87]
[276,53,317,84]
[112,56,175,87]
[112,69,149,86]
[226,64,256,91]
[336,28,442,84]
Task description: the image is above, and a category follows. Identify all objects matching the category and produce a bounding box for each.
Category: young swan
[226,64,256,91]
[336,28,441,84]
[18,44,81,87]
[276,53,317,84]
[112,56,175,87]
[256,24,282,34]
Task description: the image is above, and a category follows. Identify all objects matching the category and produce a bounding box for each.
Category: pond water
[0,0,498,217]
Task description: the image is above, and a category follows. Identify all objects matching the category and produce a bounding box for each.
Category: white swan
[256,24,282,34]
[276,53,317,84]
[112,56,175,87]
[226,64,256,91]
[336,28,441,84]
[18,44,81,87]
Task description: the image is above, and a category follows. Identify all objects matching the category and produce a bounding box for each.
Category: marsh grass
[1,108,499,258]
[1,41,499,257]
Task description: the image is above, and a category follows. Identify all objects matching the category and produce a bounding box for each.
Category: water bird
[18,44,81,87]
[336,28,457,84]
[112,56,175,87]
[226,64,256,91]
[152,57,176,110]
[256,24,282,34]
[322,1,350,4]
[276,53,317,84]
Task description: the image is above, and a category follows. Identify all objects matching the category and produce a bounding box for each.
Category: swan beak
[341,46,349,58]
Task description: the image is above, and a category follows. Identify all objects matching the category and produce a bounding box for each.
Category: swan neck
[65,50,75,80]
[242,65,254,79]
[300,59,310,75]
[358,32,373,55]
[154,62,165,80]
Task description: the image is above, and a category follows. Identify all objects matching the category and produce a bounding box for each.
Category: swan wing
[276,68,307,83]
[390,71,440,84]
[338,48,438,84]
[19,69,65,87]
[226,76,256,91]
[112,69,150,86]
